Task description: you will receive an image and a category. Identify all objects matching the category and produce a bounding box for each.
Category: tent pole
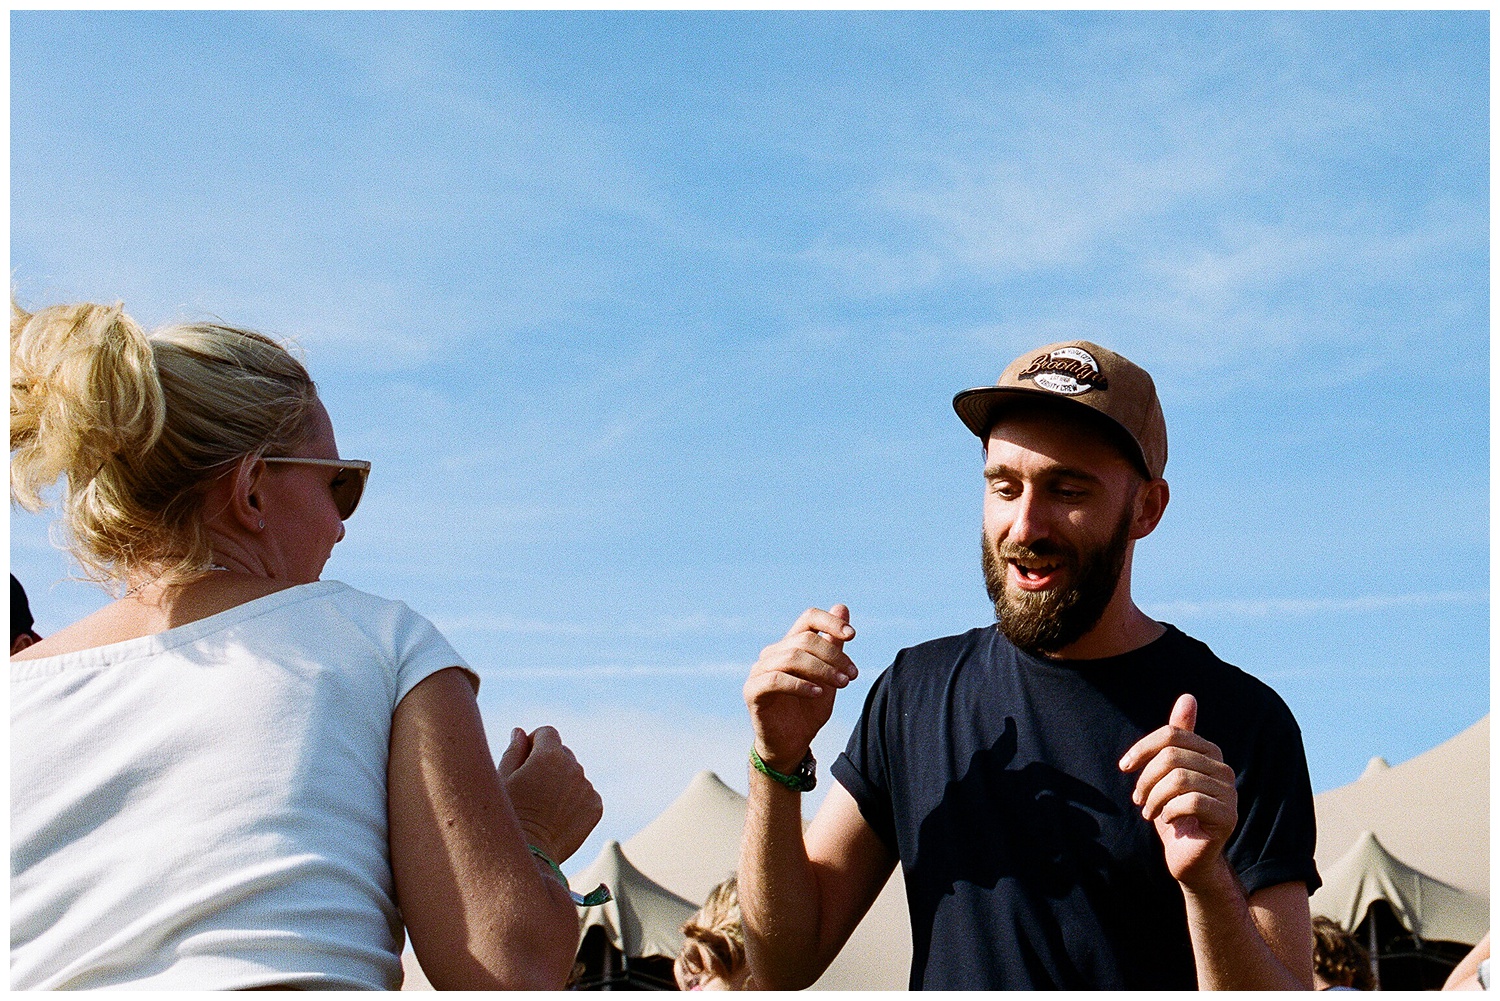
[1368,908,1380,991]
[602,943,619,991]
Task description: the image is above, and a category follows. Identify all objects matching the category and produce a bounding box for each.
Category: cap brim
[952,385,1152,479]
[953,385,1086,438]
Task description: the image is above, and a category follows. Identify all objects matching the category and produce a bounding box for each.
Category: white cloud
[1145,224,1325,304]
[1145,590,1486,619]
[781,20,1483,393]
[477,662,747,680]
[800,144,1232,299]
[435,613,760,639]
[888,186,1484,397]
[13,14,673,370]
[886,148,1230,275]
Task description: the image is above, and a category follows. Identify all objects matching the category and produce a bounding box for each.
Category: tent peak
[1312,827,1488,947]
[571,836,698,964]
[1360,756,1391,779]
[686,770,741,795]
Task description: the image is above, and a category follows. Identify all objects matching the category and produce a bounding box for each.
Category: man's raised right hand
[743,604,858,775]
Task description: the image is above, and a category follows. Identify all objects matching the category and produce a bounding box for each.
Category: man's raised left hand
[1118,694,1239,891]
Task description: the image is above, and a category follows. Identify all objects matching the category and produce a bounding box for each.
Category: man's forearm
[739,769,829,990]
[1181,860,1309,990]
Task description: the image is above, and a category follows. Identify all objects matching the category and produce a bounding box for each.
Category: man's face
[980,409,1144,655]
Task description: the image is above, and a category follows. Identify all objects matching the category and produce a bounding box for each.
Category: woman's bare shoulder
[10,575,304,661]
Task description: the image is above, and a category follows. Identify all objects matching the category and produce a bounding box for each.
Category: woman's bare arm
[387,667,599,989]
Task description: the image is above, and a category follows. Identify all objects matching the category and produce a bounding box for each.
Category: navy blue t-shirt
[831,623,1320,990]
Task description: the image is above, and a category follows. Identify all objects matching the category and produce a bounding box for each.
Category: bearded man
[738,341,1320,990]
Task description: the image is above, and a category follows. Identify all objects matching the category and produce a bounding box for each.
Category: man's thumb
[1169,693,1198,733]
[497,726,532,779]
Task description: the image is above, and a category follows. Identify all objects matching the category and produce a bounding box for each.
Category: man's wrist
[751,745,817,792]
[752,740,809,776]
[1176,852,1242,902]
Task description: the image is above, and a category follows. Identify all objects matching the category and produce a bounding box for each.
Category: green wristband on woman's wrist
[528,844,569,888]
[528,845,612,908]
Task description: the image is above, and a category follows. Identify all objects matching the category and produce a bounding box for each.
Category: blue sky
[10,11,1489,873]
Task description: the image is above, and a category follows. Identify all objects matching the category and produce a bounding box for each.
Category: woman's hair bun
[10,300,164,512]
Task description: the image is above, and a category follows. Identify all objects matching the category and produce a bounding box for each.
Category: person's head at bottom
[675,876,753,991]
[10,300,369,599]
[12,574,42,655]
[1310,915,1373,990]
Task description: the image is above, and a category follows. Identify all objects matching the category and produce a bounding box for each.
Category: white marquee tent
[572,839,699,965]
[1309,714,1489,945]
[586,770,912,990]
[402,769,911,990]
[1310,830,1487,946]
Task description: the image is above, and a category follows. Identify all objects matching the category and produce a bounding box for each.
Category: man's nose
[1007,489,1050,548]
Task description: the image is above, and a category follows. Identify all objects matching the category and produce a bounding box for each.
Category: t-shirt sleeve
[1226,694,1322,897]
[389,604,477,707]
[830,666,899,856]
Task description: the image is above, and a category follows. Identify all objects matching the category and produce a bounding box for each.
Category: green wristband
[750,745,817,792]
[528,845,612,908]
[528,844,569,887]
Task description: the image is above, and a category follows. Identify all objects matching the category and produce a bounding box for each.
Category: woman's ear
[227,454,268,532]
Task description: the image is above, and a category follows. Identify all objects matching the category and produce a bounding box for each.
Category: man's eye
[330,473,349,488]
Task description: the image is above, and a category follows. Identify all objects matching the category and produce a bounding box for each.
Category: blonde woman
[10,300,602,990]
[675,876,754,991]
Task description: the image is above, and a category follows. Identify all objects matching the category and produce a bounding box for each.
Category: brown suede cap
[953,340,1167,480]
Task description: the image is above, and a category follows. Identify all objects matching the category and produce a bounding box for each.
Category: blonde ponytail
[10,299,319,590]
[11,301,163,509]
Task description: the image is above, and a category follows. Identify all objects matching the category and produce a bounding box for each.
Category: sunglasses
[260,457,372,520]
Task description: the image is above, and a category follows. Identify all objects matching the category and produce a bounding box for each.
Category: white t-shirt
[10,580,473,990]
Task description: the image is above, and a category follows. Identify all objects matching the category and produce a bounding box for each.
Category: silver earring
[258,518,265,529]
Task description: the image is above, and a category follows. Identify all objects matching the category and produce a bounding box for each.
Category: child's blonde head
[675,875,752,990]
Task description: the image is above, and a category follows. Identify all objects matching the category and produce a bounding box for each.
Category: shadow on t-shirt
[906,715,1173,986]
[915,715,1122,898]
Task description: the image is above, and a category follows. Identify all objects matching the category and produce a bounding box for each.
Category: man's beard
[982,507,1133,655]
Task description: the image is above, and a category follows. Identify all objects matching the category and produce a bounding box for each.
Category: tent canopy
[572,839,697,961]
[573,770,913,990]
[1310,830,1488,946]
[620,770,749,906]
[1314,715,1488,896]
